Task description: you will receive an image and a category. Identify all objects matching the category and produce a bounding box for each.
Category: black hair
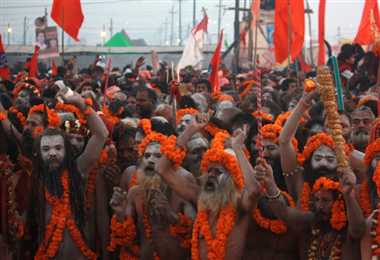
[28,128,85,247]
[179,95,197,109]
[136,85,158,104]
[151,117,176,136]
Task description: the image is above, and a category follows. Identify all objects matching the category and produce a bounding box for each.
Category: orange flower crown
[211,92,234,103]
[176,108,198,125]
[274,111,306,127]
[364,138,380,166]
[311,177,347,231]
[29,104,60,128]
[55,102,86,125]
[373,163,380,198]
[200,132,245,191]
[302,132,335,164]
[138,131,186,168]
[252,111,274,122]
[356,95,379,110]
[139,119,152,135]
[12,82,40,97]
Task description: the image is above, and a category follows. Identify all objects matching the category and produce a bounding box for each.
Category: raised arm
[0,102,22,143]
[62,91,109,177]
[339,166,366,240]
[255,160,313,232]
[231,127,260,211]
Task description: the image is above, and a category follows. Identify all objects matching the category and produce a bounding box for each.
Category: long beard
[198,176,238,214]
[138,172,168,199]
[43,164,65,197]
[22,130,34,158]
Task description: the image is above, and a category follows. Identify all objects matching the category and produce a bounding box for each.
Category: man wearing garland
[109,130,194,259]
[28,91,109,259]
[152,121,260,259]
[255,159,365,259]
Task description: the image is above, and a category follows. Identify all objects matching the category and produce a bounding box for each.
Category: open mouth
[145,165,155,174]
[204,179,217,191]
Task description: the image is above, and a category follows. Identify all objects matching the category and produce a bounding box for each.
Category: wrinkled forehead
[144,142,161,154]
[188,137,209,150]
[352,108,375,120]
[41,135,65,147]
[312,145,336,158]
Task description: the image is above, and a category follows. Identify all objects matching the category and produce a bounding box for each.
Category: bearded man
[182,133,209,177]
[27,91,109,259]
[255,160,365,260]
[176,108,198,134]
[152,122,260,259]
[109,131,195,259]
[350,106,375,152]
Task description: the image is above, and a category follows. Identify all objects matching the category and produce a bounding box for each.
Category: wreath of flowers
[12,82,40,97]
[302,133,334,163]
[9,106,26,126]
[364,138,380,166]
[252,191,296,234]
[29,104,60,128]
[107,215,138,254]
[252,111,274,122]
[371,163,380,255]
[139,118,152,135]
[359,181,372,218]
[84,169,97,212]
[176,108,198,125]
[204,123,229,137]
[301,177,347,231]
[55,102,86,124]
[138,131,186,168]
[35,170,97,259]
[191,203,236,260]
[102,106,121,129]
[274,111,306,127]
[169,213,193,249]
[200,132,244,191]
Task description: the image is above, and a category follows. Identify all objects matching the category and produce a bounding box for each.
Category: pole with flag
[251,0,261,70]
[177,9,208,74]
[0,34,10,80]
[209,30,224,93]
[102,58,112,107]
[318,0,326,65]
[29,45,40,78]
[354,0,380,45]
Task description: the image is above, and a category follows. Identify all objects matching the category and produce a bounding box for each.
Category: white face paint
[177,114,196,133]
[40,135,66,172]
[187,137,209,162]
[311,145,337,172]
[140,142,162,176]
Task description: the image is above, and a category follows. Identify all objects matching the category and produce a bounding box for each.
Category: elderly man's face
[351,109,375,150]
[177,114,196,134]
[310,145,337,179]
[140,142,161,176]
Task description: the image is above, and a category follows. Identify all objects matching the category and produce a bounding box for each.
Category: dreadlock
[28,128,85,248]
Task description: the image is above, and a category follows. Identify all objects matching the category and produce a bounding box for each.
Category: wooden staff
[317,66,348,169]
[255,70,264,159]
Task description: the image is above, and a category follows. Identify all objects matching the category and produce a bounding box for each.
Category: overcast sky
[0,0,370,46]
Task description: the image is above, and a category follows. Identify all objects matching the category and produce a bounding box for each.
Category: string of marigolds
[316,66,348,168]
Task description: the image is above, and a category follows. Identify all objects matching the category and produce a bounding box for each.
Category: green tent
[104,31,133,47]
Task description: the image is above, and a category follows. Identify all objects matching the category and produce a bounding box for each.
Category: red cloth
[51,0,84,41]
[354,0,380,45]
[0,34,10,80]
[318,0,326,65]
[29,46,40,78]
[251,0,261,29]
[274,0,305,64]
[51,59,57,77]
[209,30,224,93]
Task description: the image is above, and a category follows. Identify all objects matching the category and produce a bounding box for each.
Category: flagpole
[287,0,291,76]
[61,7,65,65]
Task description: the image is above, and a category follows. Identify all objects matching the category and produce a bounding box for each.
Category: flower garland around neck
[253,191,295,234]
[252,111,273,122]
[359,181,372,218]
[200,132,244,191]
[29,104,60,128]
[364,138,380,166]
[9,106,26,126]
[35,170,97,260]
[142,206,161,260]
[128,171,138,190]
[138,132,186,168]
[301,177,347,231]
[191,203,237,260]
[307,227,342,260]
[102,106,121,127]
[370,163,380,256]
[139,118,152,135]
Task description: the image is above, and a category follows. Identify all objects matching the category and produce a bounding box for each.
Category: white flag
[177,13,208,73]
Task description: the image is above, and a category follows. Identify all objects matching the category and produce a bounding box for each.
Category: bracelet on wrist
[265,189,281,201]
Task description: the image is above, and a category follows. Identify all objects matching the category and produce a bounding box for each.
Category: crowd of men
[0,43,380,260]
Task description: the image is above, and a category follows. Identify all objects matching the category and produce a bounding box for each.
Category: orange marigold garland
[55,102,86,124]
[139,118,152,135]
[35,171,97,259]
[138,132,186,168]
[364,138,380,166]
[304,79,316,93]
[191,204,237,260]
[107,215,138,253]
[29,104,60,128]
[371,163,380,255]
[203,123,229,137]
[253,191,296,234]
[252,111,273,122]
[302,133,335,164]
[9,106,26,126]
[359,181,372,218]
[169,213,193,249]
[0,112,7,121]
[275,111,306,127]
[200,132,244,191]
[300,182,312,212]
[176,108,198,125]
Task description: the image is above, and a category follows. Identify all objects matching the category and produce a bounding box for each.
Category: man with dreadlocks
[108,129,194,259]
[28,90,108,259]
[151,119,260,259]
[255,159,365,259]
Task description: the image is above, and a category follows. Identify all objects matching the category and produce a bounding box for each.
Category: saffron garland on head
[29,104,60,128]
[364,138,380,166]
[9,106,26,126]
[138,132,186,168]
[176,108,198,125]
[55,102,86,124]
[252,111,273,122]
[253,191,296,234]
[191,203,237,260]
[200,132,245,191]
[275,111,306,127]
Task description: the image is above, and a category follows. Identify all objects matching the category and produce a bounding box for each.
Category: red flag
[318,0,326,65]
[274,0,305,64]
[251,0,261,29]
[209,31,224,93]
[29,46,40,78]
[51,0,84,41]
[354,0,380,45]
[51,59,58,77]
[298,54,312,73]
[0,35,10,80]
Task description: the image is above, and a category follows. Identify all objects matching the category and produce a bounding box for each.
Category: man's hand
[338,166,356,196]
[194,112,211,131]
[253,158,277,195]
[58,90,86,110]
[103,164,122,188]
[135,56,145,68]
[110,187,128,220]
[154,155,172,176]
[231,125,248,150]
[147,189,178,227]
[301,88,319,106]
